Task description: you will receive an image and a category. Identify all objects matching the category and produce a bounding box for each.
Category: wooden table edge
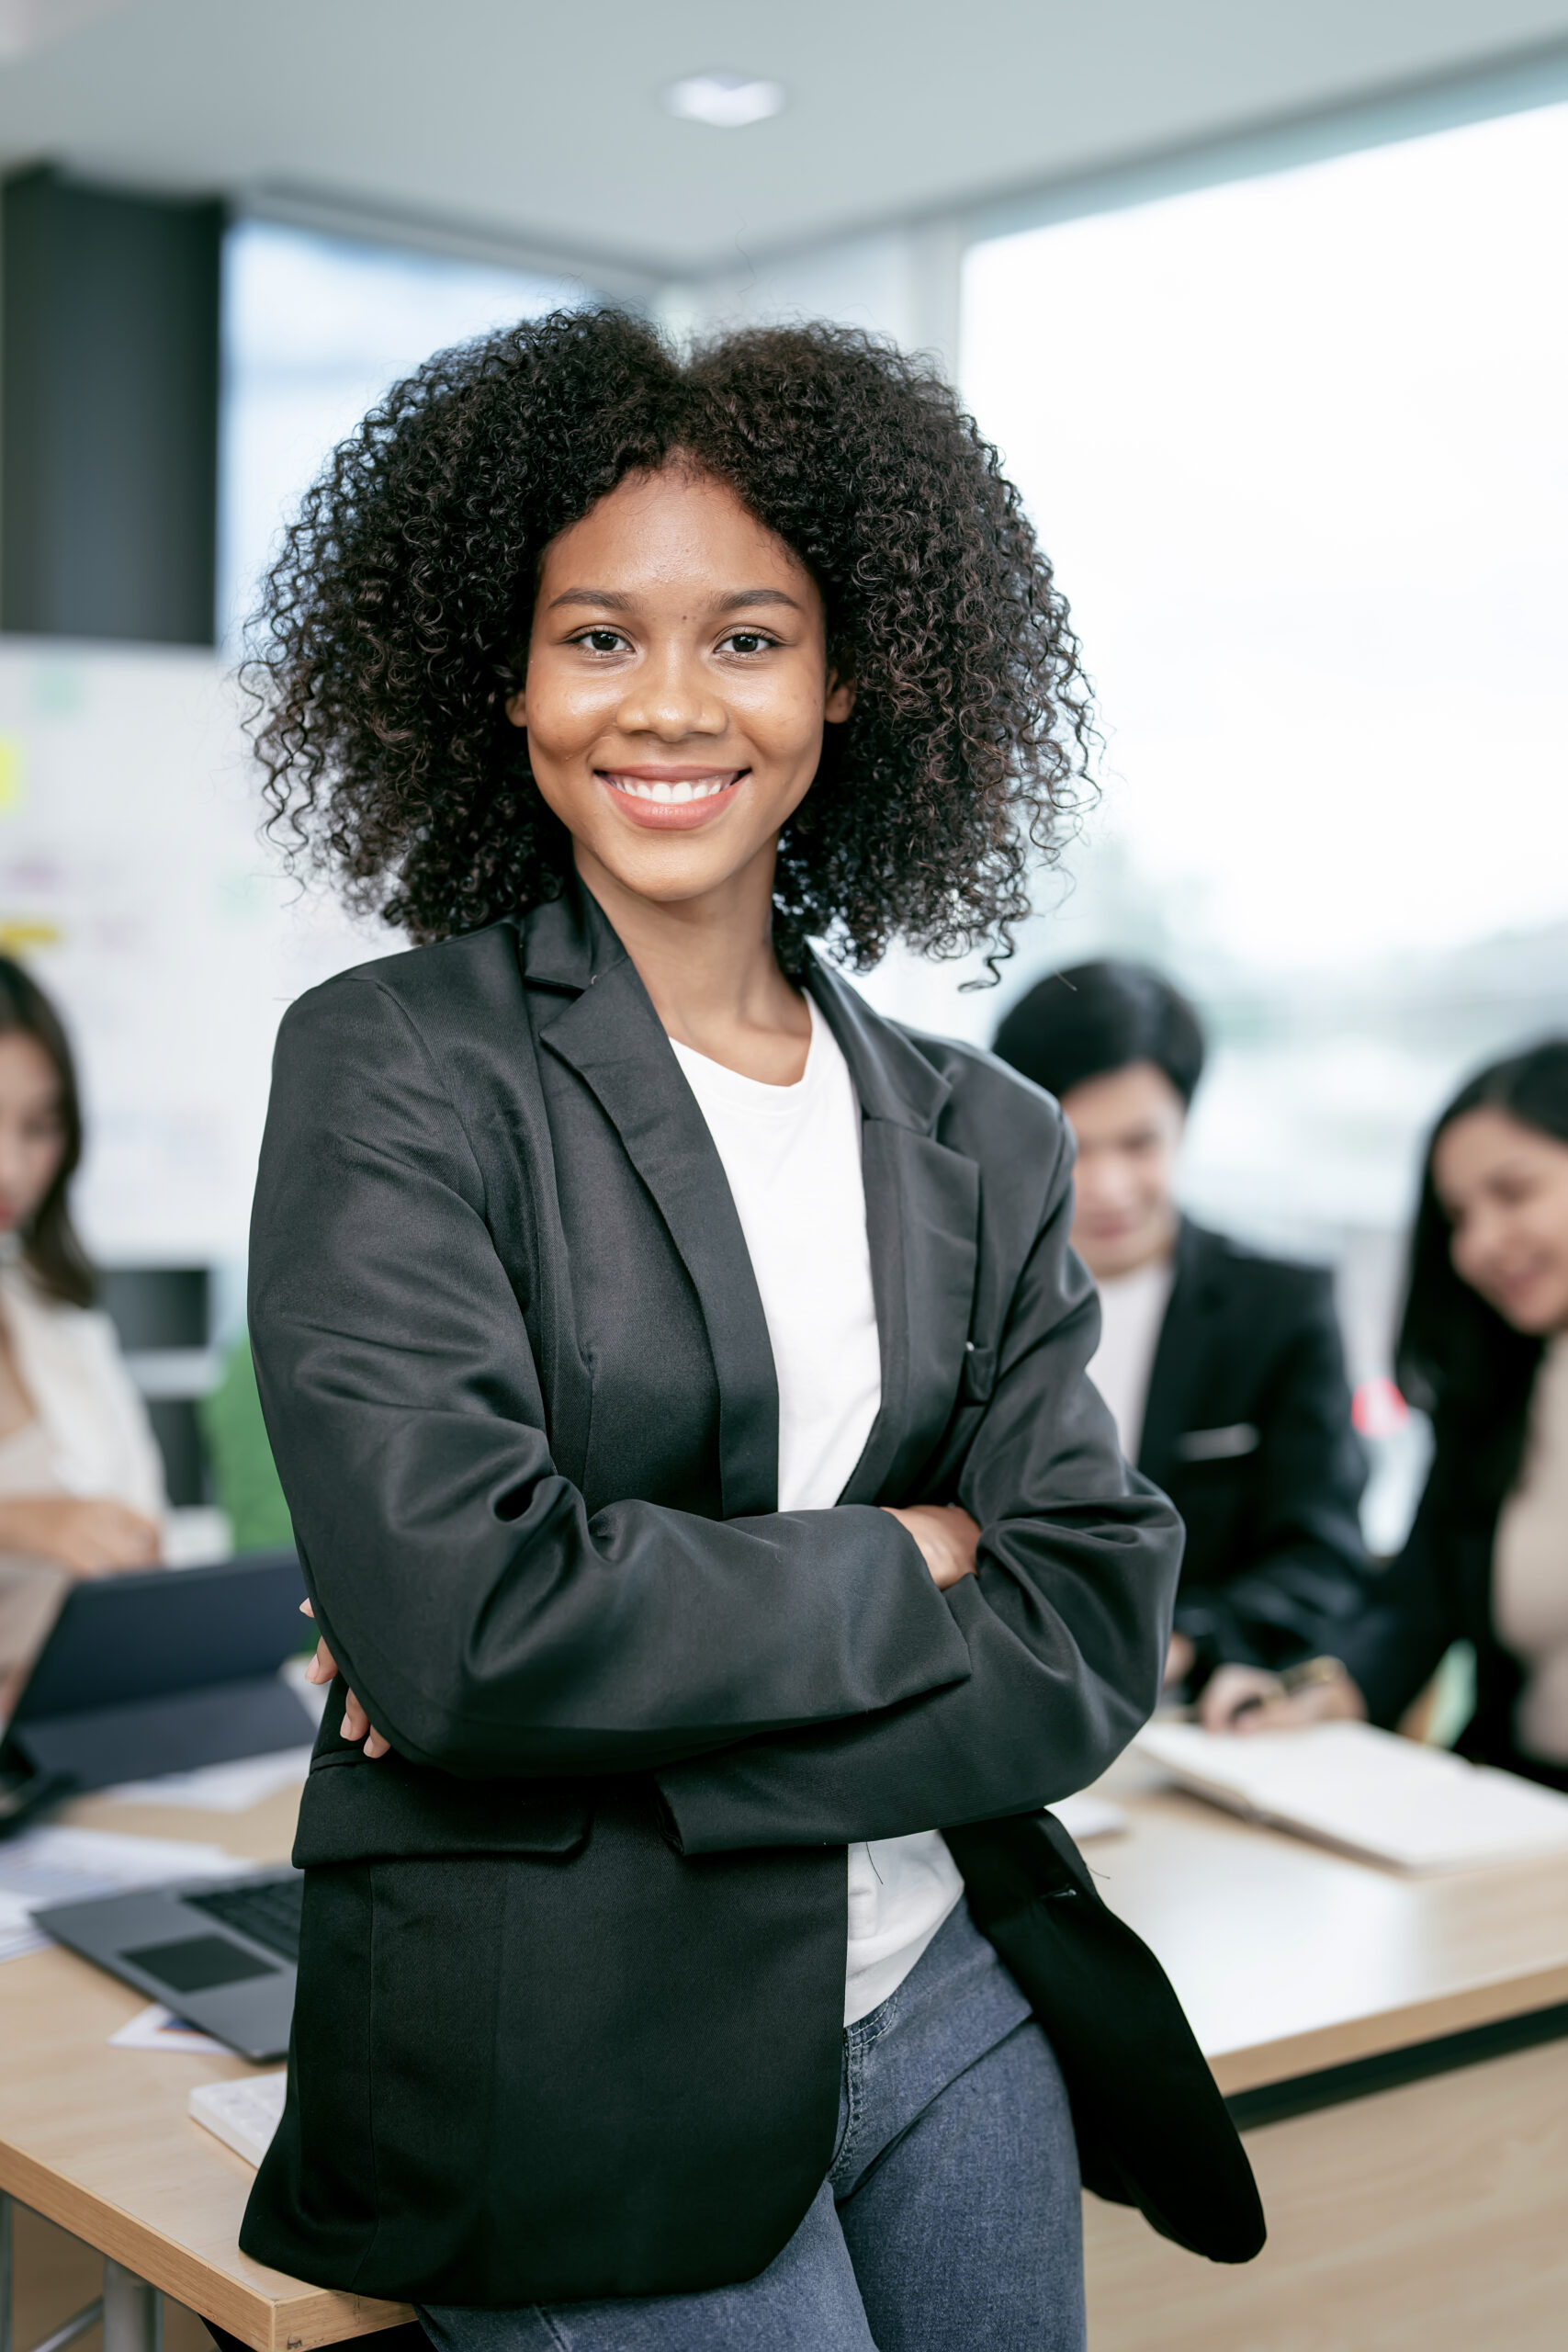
[0,2142,412,2352]
[1205,1958,1568,2095]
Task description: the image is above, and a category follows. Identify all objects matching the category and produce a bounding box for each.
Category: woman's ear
[825,670,856,724]
[504,687,527,731]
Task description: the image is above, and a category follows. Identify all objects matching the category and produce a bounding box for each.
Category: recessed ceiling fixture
[663,71,787,130]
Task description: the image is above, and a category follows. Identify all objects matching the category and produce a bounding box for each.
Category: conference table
[3,1752,1566,2352]
[1079,1749,1568,2349]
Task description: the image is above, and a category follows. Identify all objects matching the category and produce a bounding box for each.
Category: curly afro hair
[246,306,1092,972]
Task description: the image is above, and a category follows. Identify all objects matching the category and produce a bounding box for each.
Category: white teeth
[613,776,731,802]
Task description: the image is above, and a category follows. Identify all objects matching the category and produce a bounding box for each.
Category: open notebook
[1135,1719,1568,1873]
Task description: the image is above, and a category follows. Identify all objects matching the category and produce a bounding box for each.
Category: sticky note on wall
[0,739,25,813]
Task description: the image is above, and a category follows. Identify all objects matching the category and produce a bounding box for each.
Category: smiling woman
[509,465,857,1080]
[238,308,1261,2349]
[246,307,1089,972]
[1231,1042,1568,1787]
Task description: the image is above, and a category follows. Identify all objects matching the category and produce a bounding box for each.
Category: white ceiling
[3,0,1568,279]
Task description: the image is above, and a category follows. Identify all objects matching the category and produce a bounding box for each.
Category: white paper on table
[0,1826,241,1962]
[104,1746,315,1814]
[189,2073,288,2166]
[109,2001,228,2054]
[1047,1792,1129,1841]
[1135,1718,1568,1872]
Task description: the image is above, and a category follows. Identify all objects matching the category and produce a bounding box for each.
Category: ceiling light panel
[663,71,786,130]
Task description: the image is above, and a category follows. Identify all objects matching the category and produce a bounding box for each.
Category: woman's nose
[615,650,726,741]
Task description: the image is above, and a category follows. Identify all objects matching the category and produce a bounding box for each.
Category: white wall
[661,217,964,386]
[0,637,397,1267]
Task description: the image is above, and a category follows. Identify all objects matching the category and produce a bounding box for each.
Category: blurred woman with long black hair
[0,956,164,1704]
[1209,1039,1568,1789]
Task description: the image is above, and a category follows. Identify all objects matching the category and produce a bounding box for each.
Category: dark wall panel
[1,166,223,644]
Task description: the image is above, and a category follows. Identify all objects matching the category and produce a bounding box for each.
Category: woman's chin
[578,825,784,912]
[1491,1279,1568,1336]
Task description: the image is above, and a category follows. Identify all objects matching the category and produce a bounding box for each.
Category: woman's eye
[722,631,772,655]
[581,629,626,654]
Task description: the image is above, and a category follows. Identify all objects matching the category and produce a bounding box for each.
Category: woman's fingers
[299,1603,343,1687]
[341,1688,390,1758]
[880,1502,981,1589]
[300,1600,389,1756]
[1198,1664,1281,1731]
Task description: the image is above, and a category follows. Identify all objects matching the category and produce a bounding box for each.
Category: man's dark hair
[991,959,1206,1104]
[244,306,1094,975]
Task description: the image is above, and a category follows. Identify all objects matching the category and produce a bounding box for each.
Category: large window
[943,99,1568,1511]
[220,220,582,645]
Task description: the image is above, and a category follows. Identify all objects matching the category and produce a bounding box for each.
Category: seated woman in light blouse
[0,956,164,1707]
[1211,1039,1568,1787]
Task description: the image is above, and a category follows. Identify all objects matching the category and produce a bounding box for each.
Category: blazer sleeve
[249,976,972,1780]
[1334,1471,1463,1728]
[1174,1270,1371,1675]
[655,1121,1185,1854]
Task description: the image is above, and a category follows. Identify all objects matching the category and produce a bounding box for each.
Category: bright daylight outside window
[957,98,1568,1546]
[220,220,582,646]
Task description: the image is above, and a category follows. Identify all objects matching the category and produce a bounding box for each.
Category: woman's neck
[574,842,811,1086]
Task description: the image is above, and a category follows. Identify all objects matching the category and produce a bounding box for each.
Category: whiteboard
[0,637,401,1265]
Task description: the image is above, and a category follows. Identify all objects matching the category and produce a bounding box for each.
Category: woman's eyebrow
[715,588,806,614]
[546,587,634,612]
[545,586,807,615]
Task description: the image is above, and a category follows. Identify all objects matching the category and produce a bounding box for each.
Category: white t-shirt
[671,999,964,2024]
[1086,1255,1176,1463]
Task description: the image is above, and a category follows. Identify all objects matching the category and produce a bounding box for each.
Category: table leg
[1,2198,106,2352]
[102,2264,160,2352]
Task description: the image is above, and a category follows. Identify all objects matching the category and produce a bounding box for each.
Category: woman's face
[1432,1106,1568,1334]
[511,465,852,912]
[0,1033,67,1238]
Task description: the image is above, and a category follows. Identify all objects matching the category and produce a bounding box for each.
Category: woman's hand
[0,1496,162,1576]
[1164,1631,1197,1687]
[1200,1660,1368,1734]
[882,1503,981,1590]
[300,1600,391,1757]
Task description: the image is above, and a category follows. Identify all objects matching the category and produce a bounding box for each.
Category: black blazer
[1138,1221,1370,1678]
[240,885,1263,2302]
[1337,1416,1567,1788]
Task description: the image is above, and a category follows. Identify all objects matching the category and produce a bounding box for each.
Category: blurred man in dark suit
[994,960,1369,1721]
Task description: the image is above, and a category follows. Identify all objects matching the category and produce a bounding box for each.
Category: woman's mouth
[599,767,745,831]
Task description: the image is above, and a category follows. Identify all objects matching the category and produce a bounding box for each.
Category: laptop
[37,1863,302,2061]
[0,1548,316,2058]
[1,1549,314,1828]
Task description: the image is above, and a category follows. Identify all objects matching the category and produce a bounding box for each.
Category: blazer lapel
[520,888,982,1518]
[527,896,780,1521]
[1137,1218,1222,1482]
[807,967,980,1504]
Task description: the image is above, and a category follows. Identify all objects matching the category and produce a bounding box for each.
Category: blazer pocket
[1172,1422,1260,1464]
[295,1747,592,1866]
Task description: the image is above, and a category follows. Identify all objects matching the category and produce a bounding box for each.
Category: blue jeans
[421,1898,1085,2351]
